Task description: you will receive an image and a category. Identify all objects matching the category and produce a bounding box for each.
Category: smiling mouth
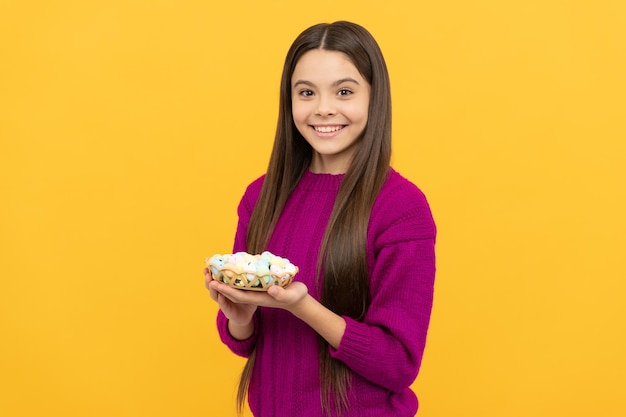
[313,125,345,133]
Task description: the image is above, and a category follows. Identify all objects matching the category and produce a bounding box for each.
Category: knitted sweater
[216,168,436,417]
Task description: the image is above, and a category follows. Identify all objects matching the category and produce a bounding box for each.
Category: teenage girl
[204,20,436,417]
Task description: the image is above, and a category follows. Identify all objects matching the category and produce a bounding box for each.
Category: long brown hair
[238,21,392,416]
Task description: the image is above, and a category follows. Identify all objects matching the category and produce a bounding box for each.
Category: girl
[204,21,436,417]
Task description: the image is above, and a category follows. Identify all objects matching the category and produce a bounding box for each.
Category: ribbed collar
[298,169,345,191]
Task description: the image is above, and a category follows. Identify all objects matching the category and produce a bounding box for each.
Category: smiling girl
[204,21,436,417]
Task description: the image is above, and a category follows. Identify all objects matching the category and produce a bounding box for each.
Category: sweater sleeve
[215,176,264,358]
[329,178,436,392]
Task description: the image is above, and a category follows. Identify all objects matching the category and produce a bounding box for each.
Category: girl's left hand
[208,279,309,311]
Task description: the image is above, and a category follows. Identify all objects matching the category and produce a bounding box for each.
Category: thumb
[266,285,283,299]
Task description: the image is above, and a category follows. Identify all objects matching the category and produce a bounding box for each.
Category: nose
[315,95,336,116]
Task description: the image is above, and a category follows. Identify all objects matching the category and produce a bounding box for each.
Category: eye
[337,88,353,97]
[298,89,314,97]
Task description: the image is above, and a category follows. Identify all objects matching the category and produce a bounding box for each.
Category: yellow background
[1,1,625,416]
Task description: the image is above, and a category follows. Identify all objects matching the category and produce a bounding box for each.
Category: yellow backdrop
[1,1,625,416]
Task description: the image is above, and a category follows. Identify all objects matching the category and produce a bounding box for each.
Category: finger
[209,280,242,303]
[216,291,229,308]
[207,280,224,301]
[267,285,283,299]
[208,279,226,292]
[203,268,213,289]
[215,284,266,305]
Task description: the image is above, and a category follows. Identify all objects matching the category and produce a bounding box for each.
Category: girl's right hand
[203,267,258,327]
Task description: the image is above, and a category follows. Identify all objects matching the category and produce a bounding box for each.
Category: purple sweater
[217,169,436,417]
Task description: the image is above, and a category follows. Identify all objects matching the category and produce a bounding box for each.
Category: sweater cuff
[328,316,371,365]
[216,310,258,357]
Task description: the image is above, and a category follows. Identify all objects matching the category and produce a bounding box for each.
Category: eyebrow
[293,78,361,88]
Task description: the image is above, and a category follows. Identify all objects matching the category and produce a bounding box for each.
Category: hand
[203,268,309,315]
[204,268,344,349]
[204,267,258,326]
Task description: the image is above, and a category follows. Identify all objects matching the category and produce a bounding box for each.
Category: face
[291,49,370,174]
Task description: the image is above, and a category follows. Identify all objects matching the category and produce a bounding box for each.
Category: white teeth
[314,126,342,133]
